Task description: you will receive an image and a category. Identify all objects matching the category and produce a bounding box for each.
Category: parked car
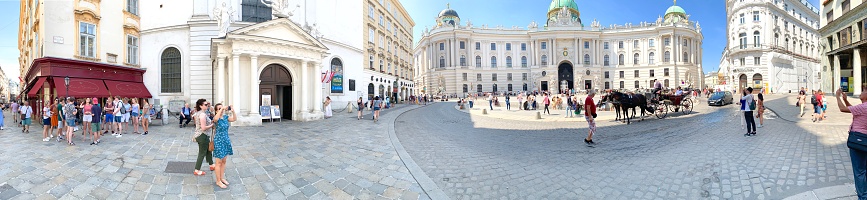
[707,91,733,106]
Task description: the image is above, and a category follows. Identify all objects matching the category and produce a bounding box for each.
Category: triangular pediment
[228,18,328,50]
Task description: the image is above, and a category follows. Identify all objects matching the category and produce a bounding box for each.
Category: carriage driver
[652,79,663,99]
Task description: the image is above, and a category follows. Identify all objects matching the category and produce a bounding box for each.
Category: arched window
[439,56,445,68]
[753,31,760,47]
[618,54,624,65]
[521,56,527,68]
[460,55,466,66]
[633,53,640,64]
[664,51,671,63]
[633,40,639,48]
[739,32,747,49]
[161,47,182,93]
[477,84,482,92]
[603,55,610,66]
[491,56,497,67]
[492,84,498,92]
[583,54,590,65]
[330,58,343,93]
[683,52,689,63]
[475,56,482,68]
[541,55,548,66]
[506,56,513,68]
[648,52,655,64]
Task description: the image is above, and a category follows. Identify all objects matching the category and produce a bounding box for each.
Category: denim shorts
[114,116,123,123]
[815,105,823,114]
[66,119,75,126]
[105,114,114,123]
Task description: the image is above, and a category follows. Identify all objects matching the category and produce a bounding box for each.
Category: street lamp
[64,76,70,99]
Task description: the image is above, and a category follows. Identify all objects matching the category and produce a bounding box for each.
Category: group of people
[356,96,386,122]
[737,87,764,137]
[188,99,236,189]
[796,88,828,123]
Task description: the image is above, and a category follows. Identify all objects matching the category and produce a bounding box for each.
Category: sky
[0,0,19,82]
[402,0,821,74]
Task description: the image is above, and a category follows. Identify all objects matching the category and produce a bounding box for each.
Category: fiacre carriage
[642,93,693,119]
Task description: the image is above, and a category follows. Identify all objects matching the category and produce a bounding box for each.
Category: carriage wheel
[682,99,693,114]
[654,104,668,119]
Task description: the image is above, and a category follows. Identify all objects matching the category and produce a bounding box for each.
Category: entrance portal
[739,74,748,91]
[541,81,549,92]
[584,80,592,90]
[558,62,574,91]
[259,64,293,120]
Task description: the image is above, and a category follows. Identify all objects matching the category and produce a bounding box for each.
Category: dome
[665,5,686,16]
[548,0,579,13]
[438,8,459,18]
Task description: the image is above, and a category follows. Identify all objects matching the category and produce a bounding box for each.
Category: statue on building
[528,20,538,29]
[590,18,600,28]
[695,22,701,31]
[656,15,663,25]
[261,0,299,18]
[213,2,235,37]
[466,20,473,28]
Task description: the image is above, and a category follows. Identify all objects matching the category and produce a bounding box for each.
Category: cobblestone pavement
[762,93,857,126]
[394,102,857,199]
[0,104,427,200]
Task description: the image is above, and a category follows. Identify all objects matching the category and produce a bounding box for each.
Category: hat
[93,98,98,103]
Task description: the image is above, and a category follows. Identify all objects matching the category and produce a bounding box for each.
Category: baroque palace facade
[414,0,704,96]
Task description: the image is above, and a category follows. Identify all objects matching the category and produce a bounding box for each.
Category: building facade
[363,0,416,101]
[414,0,703,96]
[19,0,151,107]
[820,0,867,95]
[704,71,720,89]
[719,0,821,94]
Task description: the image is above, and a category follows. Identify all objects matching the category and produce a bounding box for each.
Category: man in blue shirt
[90,98,102,145]
[179,103,191,128]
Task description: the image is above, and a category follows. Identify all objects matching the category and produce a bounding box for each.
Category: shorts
[815,105,822,114]
[50,115,58,127]
[105,114,114,123]
[131,112,139,117]
[374,107,381,111]
[22,118,31,125]
[123,113,131,122]
[585,116,596,134]
[114,116,123,123]
[83,115,92,122]
[91,123,101,132]
[42,118,50,126]
[66,119,75,127]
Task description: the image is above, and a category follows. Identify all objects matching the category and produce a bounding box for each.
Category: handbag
[208,139,215,151]
[848,131,867,152]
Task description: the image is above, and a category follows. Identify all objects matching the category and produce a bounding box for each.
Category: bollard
[347,102,353,113]
[536,111,542,119]
[482,109,488,115]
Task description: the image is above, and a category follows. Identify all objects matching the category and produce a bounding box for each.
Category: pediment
[228,18,328,50]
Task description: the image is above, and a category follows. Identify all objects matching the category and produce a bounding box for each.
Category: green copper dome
[665,5,686,16]
[548,0,579,13]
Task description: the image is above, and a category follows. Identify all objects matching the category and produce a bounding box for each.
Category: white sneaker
[42,137,49,142]
[112,133,117,136]
[116,134,122,138]
[49,134,54,138]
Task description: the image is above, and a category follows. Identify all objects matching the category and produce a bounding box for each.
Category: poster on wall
[261,95,271,107]
[331,58,343,93]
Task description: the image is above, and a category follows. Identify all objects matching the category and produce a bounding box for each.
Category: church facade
[414,0,705,96]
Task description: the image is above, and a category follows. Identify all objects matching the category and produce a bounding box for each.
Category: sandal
[221,179,229,185]
[193,170,206,176]
[209,165,215,171]
[216,182,227,189]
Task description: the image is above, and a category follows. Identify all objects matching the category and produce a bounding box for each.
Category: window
[508,84,513,91]
[522,73,528,81]
[664,68,670,76]
[582,54,591,65]
[506,43,511,51]
[79,22,96,58]
[648,52,655,64]
[492,74,498,81]
[506,56,513,68]
[475,56,481,67]
[463,84,468,93]
[368,4,374,18]
[603,55,610,66]
[619,71,624,78]
[635,81,640,89]
[664,38,670,46]
[605,82,610,89]
[604,71,610,78]
[491,43,496,50]
[650,70,655,77]
[439,43,444,51]
[541,55,548,66]
[683,52,689,63]
[460,41,465,49]
[379,60,383,71]
[521,56,527,67]
[477,73,482,81]
[241,0,272,23]
[584,41,590,48]
[740,57,746,66]
[460,55,466,66]
[507,73,513,81]
[753,31,760,47]
[523,83,528,91]
[160,47,181,93]
[521,43,527,51]
[604,42,609,49]
[739,33,747,49]
[369,55,374,69]
[462,73,468,81]
[634,40,639,48]
[684,39,688,47]
[618,41,624,49]
[126,0,138,15]
[649,39,655,47]
[754,56,761,65]
[633,53,640,64]
[843,0,850,14]
[477,84,482,93]
[619,81,624,89]
[368,28,374,43]
[491,56,497,67]
[541,42,547,49]
[826,10,833,22]
[475,42,481,50]
[126,35,139,65]
[664,79,670,88]
[664,51,670,63]
[739,13,745,24]
[634,70,639,78]
[618,54,624,65]
[753,11,759,21]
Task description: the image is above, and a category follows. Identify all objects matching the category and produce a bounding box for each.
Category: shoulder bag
[848,131,867,152]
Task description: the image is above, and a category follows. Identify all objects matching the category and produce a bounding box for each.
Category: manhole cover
[164,161,197,174]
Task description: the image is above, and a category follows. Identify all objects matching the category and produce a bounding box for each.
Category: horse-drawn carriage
[647,93,693,119]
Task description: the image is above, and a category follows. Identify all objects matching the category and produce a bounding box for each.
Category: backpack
[120,103,128,114]
[810,95,818,105]
[749,99,756,110]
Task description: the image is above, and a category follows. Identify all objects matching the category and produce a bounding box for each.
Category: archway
[378,85,385,98]
[739,74,748,91]
[752,73,763,91]
[367,83,374,100]
[558,61,574,92]
[259,64,293,120]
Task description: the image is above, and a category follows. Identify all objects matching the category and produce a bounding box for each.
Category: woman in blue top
[212,103,236,189]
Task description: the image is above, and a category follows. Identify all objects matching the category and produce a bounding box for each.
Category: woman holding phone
[212,103,236,189]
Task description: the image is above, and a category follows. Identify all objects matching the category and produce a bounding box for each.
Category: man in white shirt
[741,87,756,136]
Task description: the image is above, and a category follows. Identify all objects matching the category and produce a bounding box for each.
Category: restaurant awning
[26,77,47,97]
[52,77,112,98]
[104,80,153,98]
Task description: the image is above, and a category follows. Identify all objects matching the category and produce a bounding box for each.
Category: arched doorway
[259,64,293,120]
[378,85,385,98]
[752,73,763,91]
[558,61,574,92]
[367,83,374,100]
[739,74,748,91]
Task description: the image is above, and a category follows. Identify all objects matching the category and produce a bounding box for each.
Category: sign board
[271,105,281,119]
[53,36,64,44]
[331,74,343,93]
[261,95,271,107]
[260,106,272,118]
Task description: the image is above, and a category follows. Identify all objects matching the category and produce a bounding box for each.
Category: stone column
[314,61,323,113]
[300,61,309,113]
[232,54,241,107]
[216,56,226,103]
[855,48,863,95]
[250,55,260,114]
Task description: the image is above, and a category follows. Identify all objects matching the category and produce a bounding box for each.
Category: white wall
[140,0,194,30]
[141,28,191,104]
[42,1,75,59]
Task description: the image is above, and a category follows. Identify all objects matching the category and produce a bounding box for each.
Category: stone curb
[782,184,857,200]
[387,103,451,200]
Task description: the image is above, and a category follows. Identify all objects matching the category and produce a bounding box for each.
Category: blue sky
[0,0,19,81]
[402,0,821,74]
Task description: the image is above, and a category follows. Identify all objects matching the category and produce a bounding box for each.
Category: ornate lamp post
[64,76,70,99]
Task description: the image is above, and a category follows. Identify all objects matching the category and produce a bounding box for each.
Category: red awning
[103,80,152,98]
[26,77,47,97]
[53,77,112,98]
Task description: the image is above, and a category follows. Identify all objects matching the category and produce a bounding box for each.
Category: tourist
[741,87,756,136]
[517,93,523,110]
[468,94,474,109]
[141,99,151,135]
[373,96,382,123]
[834,88,867,199]
[323,96,332,119]
[488,93,493,110]
[10,101,18,125]
[356,97,364,120]
[823,91,829,119]
[90,98,102,145]
[113,97,124,137]
[41,102,51,141]
[505,94,511,110]
[82,98,93,141]
[543,93,551,115]
[798,89,807,117]
[131,99,140,134]
[756,92,764,128]
[50,99,61,140]
[104,99,115,135]
[192,99,215,176]
[63,97,78,145]
[212,103,236,189]
[20,101,32,133]
[122,99,132,134]
[584,90,597,144]
[812,90,823,123]
[566,94,574,118]
[179,103,192,128]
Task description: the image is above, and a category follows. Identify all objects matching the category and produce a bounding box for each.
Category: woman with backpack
[740,87,756,136]
[813,90,823,123]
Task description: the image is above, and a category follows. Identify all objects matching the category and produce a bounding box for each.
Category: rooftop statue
[261,0,299,18]
[213,2,235,37]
